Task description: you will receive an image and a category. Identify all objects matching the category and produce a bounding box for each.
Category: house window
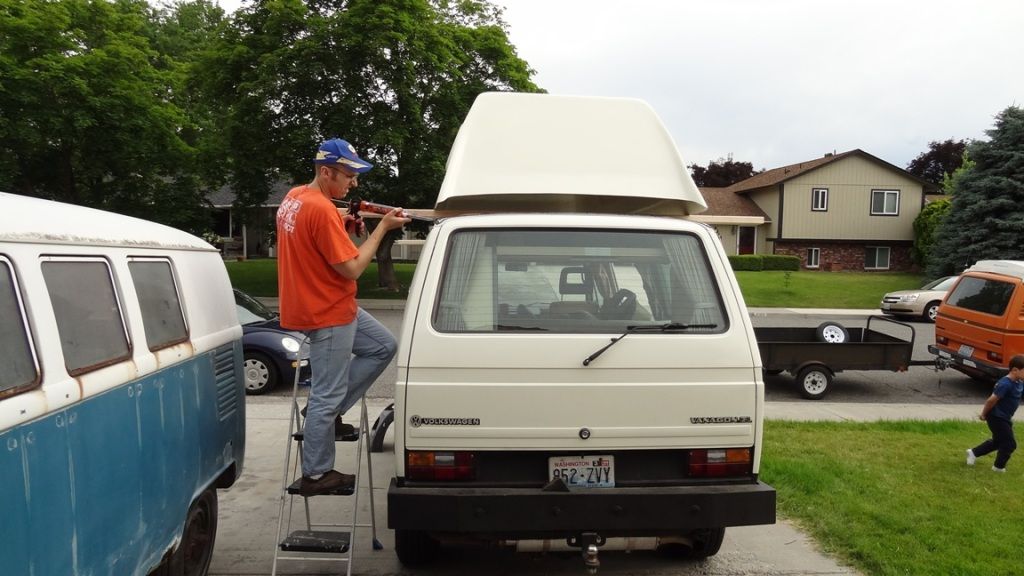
[807,248,820,269]
[871,189,900,215]
[811,188,828,211]
[865,246,890,270]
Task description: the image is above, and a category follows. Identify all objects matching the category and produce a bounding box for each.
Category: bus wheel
[797,365,832,400]
[394,530,439,567]
[181,489,218,576]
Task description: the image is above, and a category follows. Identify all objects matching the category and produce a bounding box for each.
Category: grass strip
[736,271,925,309]
[225,259,415,299]
[762,420,1022,576]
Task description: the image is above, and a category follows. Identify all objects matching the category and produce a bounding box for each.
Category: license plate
[958,344,974,357]
[549,455,615,488]
[963,359,977,368]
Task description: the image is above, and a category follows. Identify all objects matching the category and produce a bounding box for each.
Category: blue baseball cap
[314,138,373,173]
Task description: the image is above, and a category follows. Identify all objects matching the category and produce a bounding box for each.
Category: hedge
[761,254,800,271]
[728,255,763,271]
[727,254,800,271]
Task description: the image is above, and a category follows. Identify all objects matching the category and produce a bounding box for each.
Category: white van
[387,93,775,568]
[0,193,244,575]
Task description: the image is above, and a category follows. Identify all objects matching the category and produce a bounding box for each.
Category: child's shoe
[992,466,1006,473]
[965,449,976,466]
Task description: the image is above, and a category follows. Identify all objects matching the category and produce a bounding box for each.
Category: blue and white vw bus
[0,192,245,575]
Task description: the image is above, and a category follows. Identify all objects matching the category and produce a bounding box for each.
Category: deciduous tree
[689,156,760,187]
[906,138,968,188]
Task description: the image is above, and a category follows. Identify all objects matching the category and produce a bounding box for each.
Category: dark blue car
[234,289,311,395]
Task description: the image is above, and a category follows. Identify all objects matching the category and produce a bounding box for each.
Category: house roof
[723,149,933,194]
[207,181,293,208]
[699,187,771,220]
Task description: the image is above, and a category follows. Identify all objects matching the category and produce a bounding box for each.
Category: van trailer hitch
[568,532,604,573]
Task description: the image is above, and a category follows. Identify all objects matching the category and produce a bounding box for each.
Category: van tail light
[936,335,948,345]
[988,351,1003,363]
[406,451,476,481]
[688,448,753,477]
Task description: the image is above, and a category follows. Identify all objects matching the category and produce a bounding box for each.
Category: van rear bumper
[388,478,775,534]
[929,345,1004,379]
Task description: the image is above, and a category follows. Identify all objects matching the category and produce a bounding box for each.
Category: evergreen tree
[928,107,1024,276]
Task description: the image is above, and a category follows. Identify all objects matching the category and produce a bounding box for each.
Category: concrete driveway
[209,398,859,576]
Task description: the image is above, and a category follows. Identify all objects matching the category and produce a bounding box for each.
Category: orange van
[930,260,1024,381]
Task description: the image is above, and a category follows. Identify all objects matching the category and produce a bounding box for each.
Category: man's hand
[380,207,412,231]
[343,214,365,236]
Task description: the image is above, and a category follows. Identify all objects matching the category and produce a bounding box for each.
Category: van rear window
[0,259,39,397]
[945,276,1016,316]
[129,260,188,351]
[433,229,726,333]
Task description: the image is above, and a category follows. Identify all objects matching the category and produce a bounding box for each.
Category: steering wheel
[600,289,637,320]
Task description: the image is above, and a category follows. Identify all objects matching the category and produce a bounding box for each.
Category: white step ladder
[271,350,381,575]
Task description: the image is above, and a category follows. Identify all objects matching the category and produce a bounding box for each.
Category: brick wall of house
[774,241,916,271]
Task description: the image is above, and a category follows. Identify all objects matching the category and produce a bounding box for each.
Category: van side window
[128,259,188,350]
[0,258,40,397]
[946,276,1016,316]
[42,259,131,375]
[434,229,726,333]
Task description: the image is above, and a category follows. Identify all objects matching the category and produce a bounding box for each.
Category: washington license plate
[548,455,615,488]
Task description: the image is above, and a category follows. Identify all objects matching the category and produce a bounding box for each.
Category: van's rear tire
[394,529,439,567]
[660,527,726,559]
[797,365,833,400]
[176,488,217,576]
[688,527,725,559]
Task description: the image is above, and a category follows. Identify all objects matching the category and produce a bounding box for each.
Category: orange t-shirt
[276,185,360,330]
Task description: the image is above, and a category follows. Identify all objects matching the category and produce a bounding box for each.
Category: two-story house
[692,149,931,271]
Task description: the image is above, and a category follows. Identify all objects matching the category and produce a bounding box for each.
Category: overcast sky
[217,0,1023,171]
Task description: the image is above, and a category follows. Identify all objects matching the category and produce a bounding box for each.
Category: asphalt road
[271,308,991,405]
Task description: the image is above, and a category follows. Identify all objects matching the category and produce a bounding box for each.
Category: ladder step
[279,530,351,553]
[292,430,360,442]
[286,478,355,496]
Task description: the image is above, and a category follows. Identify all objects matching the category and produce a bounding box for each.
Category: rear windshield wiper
[582,322,718,366]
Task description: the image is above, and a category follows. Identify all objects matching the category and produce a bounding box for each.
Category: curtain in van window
[662,235,722,327]
[436,232,485,331]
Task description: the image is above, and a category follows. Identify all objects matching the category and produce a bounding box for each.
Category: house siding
[746,187,779,252]
[781,156,923,241]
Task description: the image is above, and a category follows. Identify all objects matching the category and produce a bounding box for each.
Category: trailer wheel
[797,365,832,400]
[815,322,849,344]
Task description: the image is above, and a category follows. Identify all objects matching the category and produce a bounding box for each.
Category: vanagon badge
[690,416,752,424]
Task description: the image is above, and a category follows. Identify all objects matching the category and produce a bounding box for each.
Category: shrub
[762,254,800,271]
[729,254,763,271]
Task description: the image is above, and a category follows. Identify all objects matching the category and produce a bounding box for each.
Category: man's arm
[331,208,410,280]
[979,393,1000,420]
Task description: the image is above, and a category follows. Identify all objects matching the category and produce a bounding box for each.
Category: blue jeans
[302,308,397,477]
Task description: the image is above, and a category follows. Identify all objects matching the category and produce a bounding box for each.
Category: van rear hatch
[935,270,1023,375]
[398,214,762,475]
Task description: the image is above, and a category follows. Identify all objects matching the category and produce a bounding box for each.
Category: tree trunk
[376,230,400,291]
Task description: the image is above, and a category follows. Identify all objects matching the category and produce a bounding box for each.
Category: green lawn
[762,420,1021,576]
[227,259,926,308]
[736,270,925,308]
[224,258,415,299]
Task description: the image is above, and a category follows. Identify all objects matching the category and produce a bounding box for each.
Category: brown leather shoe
[298,470,355,496]
[300,406,357,437]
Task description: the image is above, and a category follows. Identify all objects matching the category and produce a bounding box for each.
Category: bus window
[0,257,39,398]
[129,259,189,351]
[42,258,131,375]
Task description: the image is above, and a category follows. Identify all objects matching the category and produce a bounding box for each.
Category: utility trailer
[755,316,925,399]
